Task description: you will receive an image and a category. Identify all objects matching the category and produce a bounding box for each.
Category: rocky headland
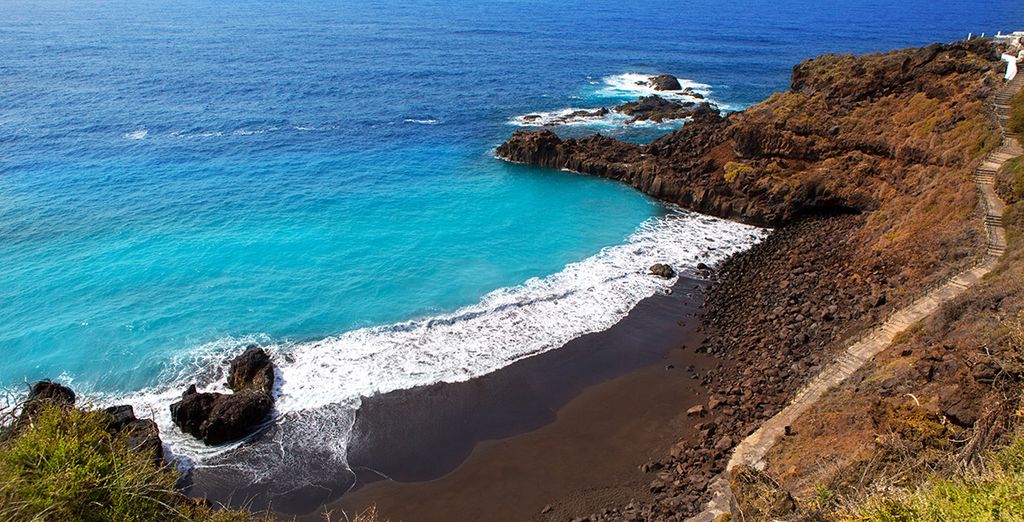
[499,39,1020,520]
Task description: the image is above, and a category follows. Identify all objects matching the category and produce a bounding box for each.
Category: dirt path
[689,72,1023,522]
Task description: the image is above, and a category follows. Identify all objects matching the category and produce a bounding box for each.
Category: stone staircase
[688,70,1022,522]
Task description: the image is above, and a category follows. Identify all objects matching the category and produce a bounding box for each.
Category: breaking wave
[99,208,766,495]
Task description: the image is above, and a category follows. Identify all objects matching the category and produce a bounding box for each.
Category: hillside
[500,39,1023,520]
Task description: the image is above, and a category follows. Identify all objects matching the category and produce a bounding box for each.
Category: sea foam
[105,208,767,493]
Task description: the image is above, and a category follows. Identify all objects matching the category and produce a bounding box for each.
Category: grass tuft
[0,405,267,522]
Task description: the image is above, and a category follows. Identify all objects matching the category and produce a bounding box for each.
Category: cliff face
[498,40,1001,227]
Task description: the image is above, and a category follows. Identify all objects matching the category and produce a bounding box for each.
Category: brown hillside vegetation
[501,40,1017,520]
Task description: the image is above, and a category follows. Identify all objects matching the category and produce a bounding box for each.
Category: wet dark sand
[301,276,720,522]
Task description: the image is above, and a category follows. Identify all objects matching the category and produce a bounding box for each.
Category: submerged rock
[170,346,276,445]
[650,263,676,278]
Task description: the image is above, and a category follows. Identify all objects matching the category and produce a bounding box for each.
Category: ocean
[2,0,1020,506]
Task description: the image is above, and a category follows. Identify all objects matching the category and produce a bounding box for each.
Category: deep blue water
[2,0,1022,477]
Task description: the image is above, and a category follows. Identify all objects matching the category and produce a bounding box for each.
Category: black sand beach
[301,275,722,521]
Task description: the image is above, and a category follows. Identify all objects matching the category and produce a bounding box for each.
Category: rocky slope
[507,40,1014,521]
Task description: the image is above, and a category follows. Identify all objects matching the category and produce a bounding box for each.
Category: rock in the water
[648,74,683,91]
[614,95,693,123]
[650,263,676,278]
[170,388,272,446]
[227,345,275,394]
[171,347,276,445]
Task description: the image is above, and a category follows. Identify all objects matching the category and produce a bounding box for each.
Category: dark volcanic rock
[227,345,275,394]
[648,74,683,91]
[104,404,138,431]
[614,95,694,123]
[170,388,272,446]
[124,418,164,464]
[171,347,276,445]
[102,404,163,463]
[16,380,76,428]
[650,263,676,278]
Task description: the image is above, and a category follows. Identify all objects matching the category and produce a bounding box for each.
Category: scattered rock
[687,405,706,417]
[715,435,734,451]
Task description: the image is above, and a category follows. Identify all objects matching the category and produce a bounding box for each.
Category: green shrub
[845,433,1024,521]
[0,406,260,522]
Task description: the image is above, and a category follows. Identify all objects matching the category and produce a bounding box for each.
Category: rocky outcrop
[227,344,275,394]
[9,382,165,465]
[498,40,1001,228]
[170,346,276,445]
[14,380,76,429]
[613,96,697,123]
[104,404,164,464]
[647,74,683,91]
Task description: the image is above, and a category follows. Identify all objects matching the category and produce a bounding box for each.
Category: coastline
[284,275,719,521]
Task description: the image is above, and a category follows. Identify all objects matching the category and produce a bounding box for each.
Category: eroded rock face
[170,347,276,445]
[227,345,275,394]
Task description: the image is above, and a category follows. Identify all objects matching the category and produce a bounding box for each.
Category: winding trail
[689,71,1022,521]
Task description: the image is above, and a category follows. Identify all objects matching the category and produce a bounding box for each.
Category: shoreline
[279,275,719,521]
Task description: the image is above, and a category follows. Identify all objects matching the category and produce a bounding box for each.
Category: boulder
[104,404,138,431]
[227,345,275,394]
[171,348,276,445]
[650,263,676,278]
[170,387,273,446]
[648,74,683,91]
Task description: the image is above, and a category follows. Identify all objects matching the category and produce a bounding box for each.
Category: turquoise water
[3,0,1022,501]
[2,145,656,392]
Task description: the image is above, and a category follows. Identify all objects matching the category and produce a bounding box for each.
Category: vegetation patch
[0,406,265,522]
[1010,86,1024,139]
